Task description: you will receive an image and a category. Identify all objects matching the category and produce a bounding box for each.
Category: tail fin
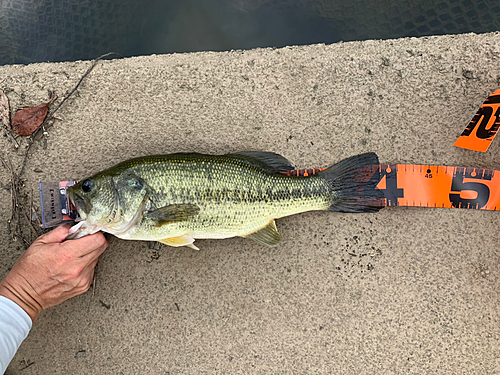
[319,152,384,213]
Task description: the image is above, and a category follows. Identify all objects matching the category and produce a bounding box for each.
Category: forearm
[0,296,32,374]
[0,225,107,374]
[0,280,42,323]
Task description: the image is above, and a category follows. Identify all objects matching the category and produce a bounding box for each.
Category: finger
[87,258,99,272]
[62,232,108,257]
[78,242,107,264]
[81,258,99,279]
[80,259,99,291]
[37,224,72,244]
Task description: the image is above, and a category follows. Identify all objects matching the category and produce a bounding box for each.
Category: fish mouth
[67,189,89,220]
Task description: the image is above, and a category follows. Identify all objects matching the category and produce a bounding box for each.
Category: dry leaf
[0,90,10,127]
[12,95,55,136]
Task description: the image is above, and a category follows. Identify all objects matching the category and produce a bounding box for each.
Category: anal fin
[244,220,282,247]
[159,235,200,250]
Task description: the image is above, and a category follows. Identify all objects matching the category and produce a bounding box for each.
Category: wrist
[0,278,42,323]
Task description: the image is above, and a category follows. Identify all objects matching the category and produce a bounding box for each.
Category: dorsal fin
[228,151,294,174]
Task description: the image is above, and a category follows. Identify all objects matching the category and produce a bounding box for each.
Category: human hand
[0,224,108,322]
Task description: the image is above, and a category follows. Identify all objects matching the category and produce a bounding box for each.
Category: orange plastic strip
[378,164,500,210]
[454,88,500,152]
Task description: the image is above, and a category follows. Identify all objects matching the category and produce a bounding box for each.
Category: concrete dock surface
[1,32,500,374]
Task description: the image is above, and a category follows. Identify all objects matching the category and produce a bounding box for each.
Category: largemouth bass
[66,152,383,249]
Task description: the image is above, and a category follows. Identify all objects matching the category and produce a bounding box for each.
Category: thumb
[37,224,71,244]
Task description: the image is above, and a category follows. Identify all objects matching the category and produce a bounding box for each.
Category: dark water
[1,0,499,65]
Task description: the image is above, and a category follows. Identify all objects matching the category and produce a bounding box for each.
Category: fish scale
[124,157,331,239]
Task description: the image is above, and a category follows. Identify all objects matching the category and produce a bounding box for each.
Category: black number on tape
[369,167,404,206]
[449,168,491,209]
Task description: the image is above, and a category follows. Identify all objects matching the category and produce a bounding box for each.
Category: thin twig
[18,142,32,181]
[2,123,19,149]
[19,359,35,371]
[1,156,16,231]
[32,205,42,230]
[92,260,100,297]
[1,153,29,248]
[30,52,123,141]
[24,210,33,242]
[0,89,19,149]
[27,189,41,238]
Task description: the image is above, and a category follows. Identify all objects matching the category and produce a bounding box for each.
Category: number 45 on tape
[454,88,500,152]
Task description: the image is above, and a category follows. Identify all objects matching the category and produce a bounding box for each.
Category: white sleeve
[0,296,32,374]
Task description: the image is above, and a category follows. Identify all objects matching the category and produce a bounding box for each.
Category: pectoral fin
[159,235,200,250]
[244,220,282,247]
[146,204,200,225]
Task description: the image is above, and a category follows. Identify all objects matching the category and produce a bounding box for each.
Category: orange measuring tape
[363,164,500,210]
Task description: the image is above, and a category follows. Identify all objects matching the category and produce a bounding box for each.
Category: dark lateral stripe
[281,168,327,177]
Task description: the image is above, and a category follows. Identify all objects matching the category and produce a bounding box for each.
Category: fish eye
[82,179,93,193]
